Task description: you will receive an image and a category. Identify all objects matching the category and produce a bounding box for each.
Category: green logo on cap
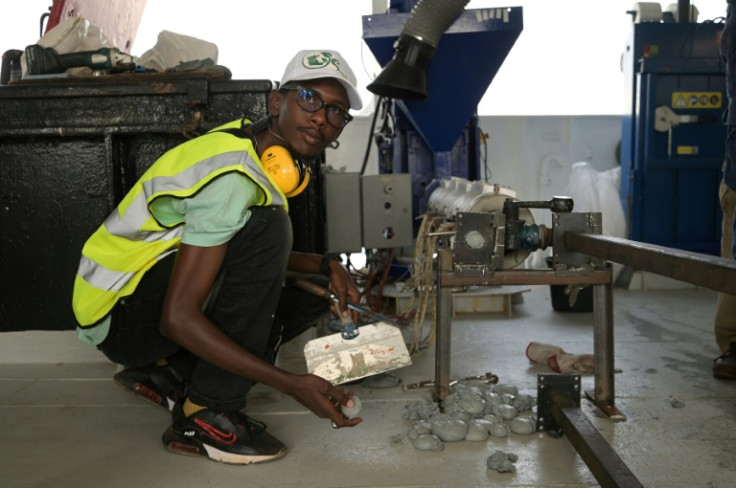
[302,51,343,76]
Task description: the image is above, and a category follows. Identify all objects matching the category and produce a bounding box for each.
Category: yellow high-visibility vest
[72,119,287,327]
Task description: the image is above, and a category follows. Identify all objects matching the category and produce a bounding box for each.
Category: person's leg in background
[713,130,736,379]
[715,0,736,380]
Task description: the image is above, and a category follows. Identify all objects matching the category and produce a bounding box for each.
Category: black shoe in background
[713,342,736,380]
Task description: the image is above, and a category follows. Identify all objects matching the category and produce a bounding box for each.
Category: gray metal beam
[565,233,736,294]
[550,393,644,488]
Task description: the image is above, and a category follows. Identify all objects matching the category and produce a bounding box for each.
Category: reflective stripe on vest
[73,121,287,327]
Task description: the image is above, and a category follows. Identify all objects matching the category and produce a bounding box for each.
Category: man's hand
[327,261,361,324]
[286,252,360,322]
[288,373,363,428]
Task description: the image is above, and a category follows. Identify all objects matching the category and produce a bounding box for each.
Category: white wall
[329,113,623,228]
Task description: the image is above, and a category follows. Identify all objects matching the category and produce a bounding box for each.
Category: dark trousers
[98,206,329,411]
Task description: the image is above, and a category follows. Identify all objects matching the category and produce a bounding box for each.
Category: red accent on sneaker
[167,441,203,456]
[133,382,163,405]
[194,417,237,445]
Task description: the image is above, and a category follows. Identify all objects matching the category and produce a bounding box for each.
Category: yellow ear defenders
[261,145,311,198]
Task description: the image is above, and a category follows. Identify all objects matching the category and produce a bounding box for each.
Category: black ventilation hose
[367,0,471,100]
[403,0,470,47]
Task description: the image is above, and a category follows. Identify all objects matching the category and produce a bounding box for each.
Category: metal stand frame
[434,243,621,417]
[537,374,645,488]
[430,229,736,488]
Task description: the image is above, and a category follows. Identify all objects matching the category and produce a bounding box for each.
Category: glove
[526,341,595,374]
[526,342,566,364]
[548,353,595,374]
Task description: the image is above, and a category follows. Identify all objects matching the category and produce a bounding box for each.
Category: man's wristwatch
[320,252,342,276]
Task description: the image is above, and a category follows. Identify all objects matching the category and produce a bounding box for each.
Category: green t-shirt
[77,173,262,345]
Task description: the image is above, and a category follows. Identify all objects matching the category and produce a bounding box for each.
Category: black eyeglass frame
[280,84,354,128]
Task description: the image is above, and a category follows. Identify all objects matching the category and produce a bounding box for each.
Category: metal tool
[294,278,402,339]
[293,278,360,339]
[402,372,498,390]
[294,278,412,385]
[343,299,394,324]
[24,44,136,75]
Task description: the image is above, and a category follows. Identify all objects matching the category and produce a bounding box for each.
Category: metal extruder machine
[362,1,736,487]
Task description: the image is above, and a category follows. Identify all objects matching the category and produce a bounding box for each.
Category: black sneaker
[162,406,287,464]
[713,342,736,380]
[113,363,186,412]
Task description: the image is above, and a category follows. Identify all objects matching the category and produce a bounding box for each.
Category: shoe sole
[162,427,287,465]
[713,369,736,380]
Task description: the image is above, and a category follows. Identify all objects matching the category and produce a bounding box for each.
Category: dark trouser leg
[186,206,293,412]
[98,251,182,367]
[267,275,332,362]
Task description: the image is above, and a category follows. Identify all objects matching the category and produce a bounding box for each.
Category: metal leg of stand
[587,281,625,421]
[434,245,453,403]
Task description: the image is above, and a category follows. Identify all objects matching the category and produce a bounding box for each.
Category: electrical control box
[325,172,363,252]
[362,173,413,250]
[324,172,413,252]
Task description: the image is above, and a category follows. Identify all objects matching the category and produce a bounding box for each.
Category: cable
[400,213,441,353]
[372,248,395,313]
[480,127,490,181]
[359,96,384,176]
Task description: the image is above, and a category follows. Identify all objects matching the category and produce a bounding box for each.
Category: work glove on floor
[525,341,595,374]
[547,352,595,374]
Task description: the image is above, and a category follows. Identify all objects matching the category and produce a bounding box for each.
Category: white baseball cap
[280,50,363,110]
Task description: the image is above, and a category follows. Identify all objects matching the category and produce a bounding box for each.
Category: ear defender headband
[251,117,311,198]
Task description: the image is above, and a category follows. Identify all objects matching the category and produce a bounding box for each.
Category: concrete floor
[1,282,734,488]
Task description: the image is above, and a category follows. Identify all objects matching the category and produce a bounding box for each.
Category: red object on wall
[45,0,147,52]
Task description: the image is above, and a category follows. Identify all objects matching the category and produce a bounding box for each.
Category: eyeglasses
[281,85,353,128]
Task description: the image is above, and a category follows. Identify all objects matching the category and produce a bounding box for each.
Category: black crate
[0,73,325,331]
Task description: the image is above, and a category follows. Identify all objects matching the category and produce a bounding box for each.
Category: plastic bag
[38,17,112,53]
[137,31,218,72]
[563,162,626,238]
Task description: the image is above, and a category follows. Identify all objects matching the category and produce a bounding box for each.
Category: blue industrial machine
[620,15,726,254]
[362,1,523,226]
